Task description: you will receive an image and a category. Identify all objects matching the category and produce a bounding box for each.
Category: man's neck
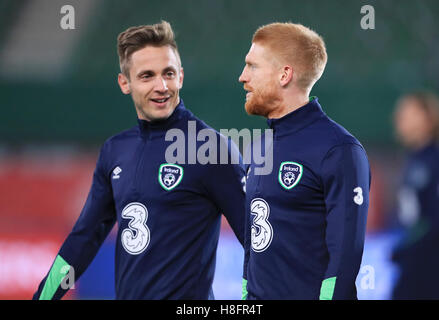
[267,93,310,119]
[410,137,434,152]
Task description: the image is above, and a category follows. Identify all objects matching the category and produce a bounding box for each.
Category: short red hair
[253,22,327,90]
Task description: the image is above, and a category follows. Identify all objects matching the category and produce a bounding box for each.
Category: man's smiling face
[118,45,184,122]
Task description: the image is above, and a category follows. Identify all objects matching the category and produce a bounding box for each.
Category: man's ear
[178,67,184,89]
[118,73,131,94]
[279,65,294,87]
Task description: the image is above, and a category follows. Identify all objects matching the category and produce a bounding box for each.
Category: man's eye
[166,72,175,78]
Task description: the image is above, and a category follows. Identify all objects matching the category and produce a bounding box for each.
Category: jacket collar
[137,98,188,138]
[266,97,326,136]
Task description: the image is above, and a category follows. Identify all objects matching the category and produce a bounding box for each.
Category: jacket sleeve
[242,162,251,299]
[33,142,117,300]
[203,136,246,248]
[319,143,370,300]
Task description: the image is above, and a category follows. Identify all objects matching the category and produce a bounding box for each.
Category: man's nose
[154,77,168,92]
[238,68,247,83]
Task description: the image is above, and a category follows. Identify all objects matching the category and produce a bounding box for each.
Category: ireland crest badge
[278,161,303,190]
[158,163,184,191]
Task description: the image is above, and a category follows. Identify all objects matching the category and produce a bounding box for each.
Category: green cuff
[39,255,71,300]
[319,277,336,300]
[241,278,248,300]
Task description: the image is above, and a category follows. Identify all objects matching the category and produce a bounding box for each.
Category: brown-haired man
[33,21,245,300]
[240,22,371,300]
[392,91,439,299]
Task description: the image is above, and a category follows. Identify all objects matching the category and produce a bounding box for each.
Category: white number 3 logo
[353,187,364,205]
[250,198,273,253]
[121,202,150,255]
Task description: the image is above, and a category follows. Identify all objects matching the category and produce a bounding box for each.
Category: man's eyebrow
[245,58,255,66]
[137,70,154,78]
[163,66,177,73]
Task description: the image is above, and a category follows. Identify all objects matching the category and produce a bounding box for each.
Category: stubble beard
[245,83,282,118]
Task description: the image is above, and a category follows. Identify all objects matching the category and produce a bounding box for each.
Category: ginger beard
[244,81,282,118]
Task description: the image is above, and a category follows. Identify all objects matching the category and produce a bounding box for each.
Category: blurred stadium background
[1,0,438,299]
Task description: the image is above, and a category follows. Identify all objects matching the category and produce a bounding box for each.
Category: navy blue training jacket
[396,142,439,226]
[391,142,439,299]
[244,97,370,300]
[34,99,245,300]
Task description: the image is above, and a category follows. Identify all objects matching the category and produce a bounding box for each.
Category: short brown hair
[117,20,180,78]
[398,90,439,140]
[253,22,327,90]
